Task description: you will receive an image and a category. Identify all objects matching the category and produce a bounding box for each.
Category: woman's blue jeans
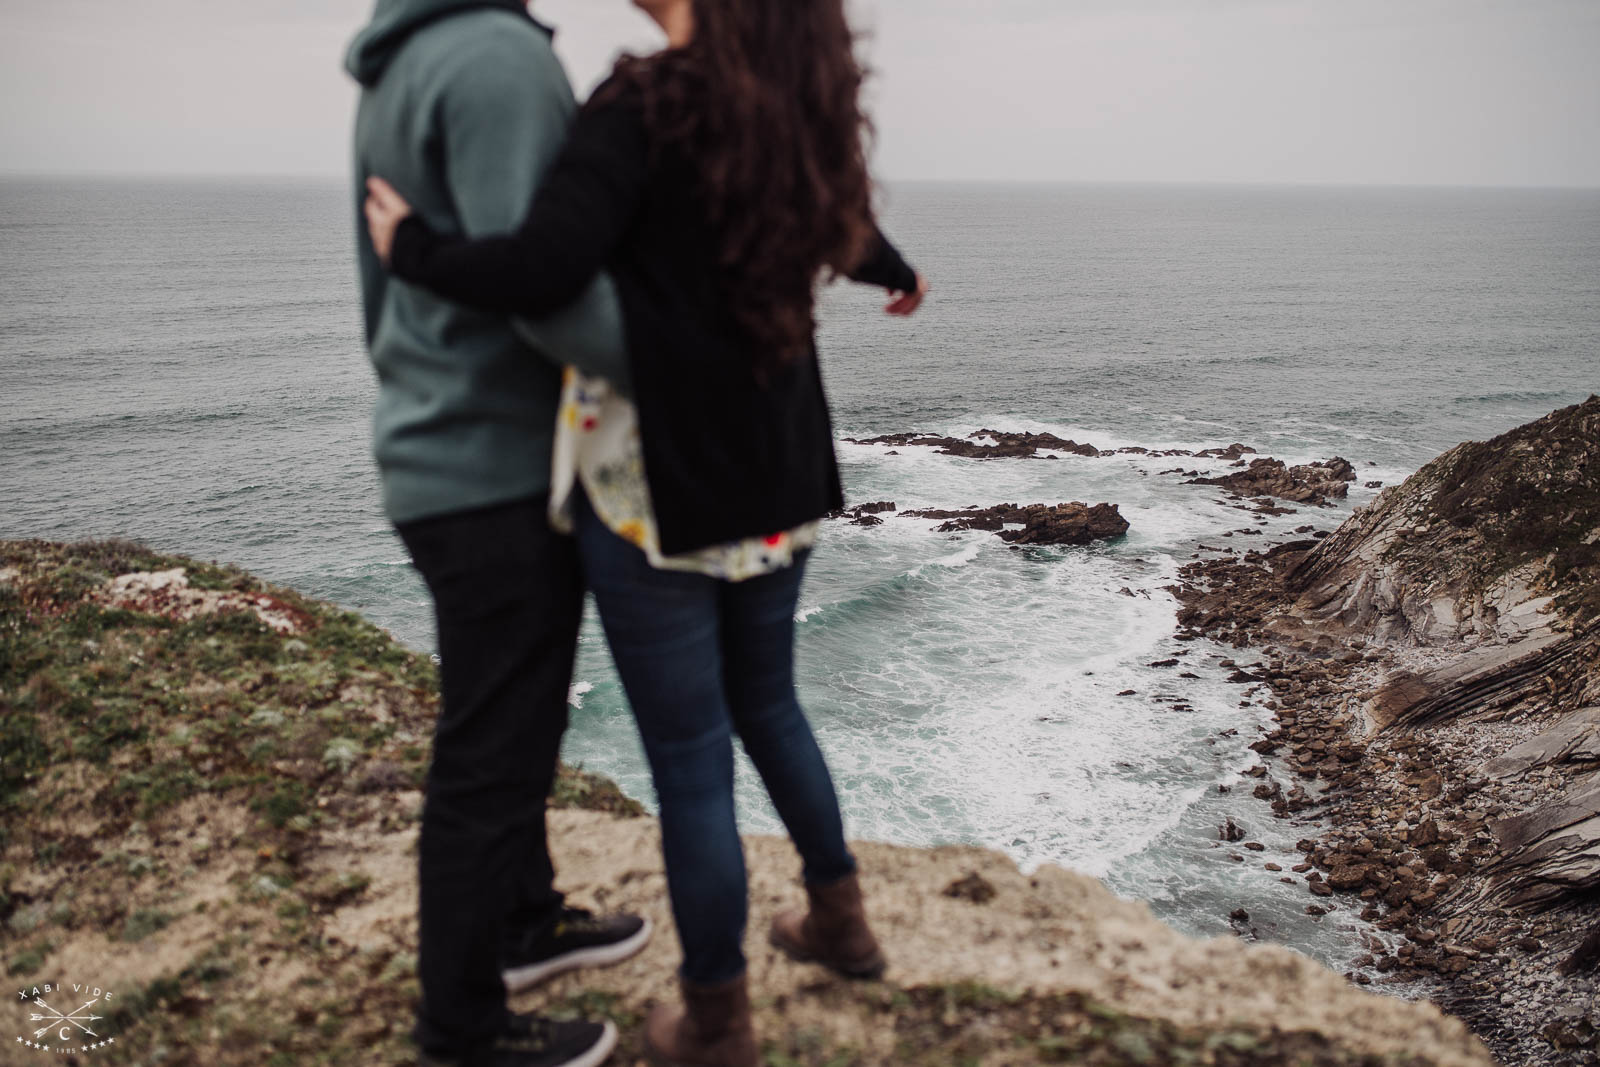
[574,492,856,984]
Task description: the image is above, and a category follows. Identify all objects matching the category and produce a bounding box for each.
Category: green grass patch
[312,608,435,689]
[546,990,644,1031]
[80,700,149,760]
[0,711,48,806]
[552,763,647,817]
[252,781,309,828]
[171,609,285,673]
[110,762,203,819]
[123,908,175,942]
[1,538,653,1066]
[7,945,48,978]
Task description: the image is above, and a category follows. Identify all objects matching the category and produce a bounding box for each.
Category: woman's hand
[363,177,414,267]
[885,273,929,317]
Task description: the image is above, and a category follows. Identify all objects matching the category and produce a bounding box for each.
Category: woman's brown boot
[645,974,759,1067]
[769,872,886,979]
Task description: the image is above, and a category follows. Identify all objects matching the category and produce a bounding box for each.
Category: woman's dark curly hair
[602,0,877,370]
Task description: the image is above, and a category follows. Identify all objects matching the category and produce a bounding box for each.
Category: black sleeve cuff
[879,244,918,294]
[850,228,919,293]
[388,215,435,281]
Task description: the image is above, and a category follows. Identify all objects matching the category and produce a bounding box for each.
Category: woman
[364,0,925,1062]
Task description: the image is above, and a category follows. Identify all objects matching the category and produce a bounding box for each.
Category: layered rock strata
[1173,396,1600,1065]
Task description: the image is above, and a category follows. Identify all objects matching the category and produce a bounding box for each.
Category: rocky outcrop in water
[846,429,1260,463]
[900,502,1131,545]
[846,430,1360,514]
[1188,456,1357,507]
[1172,396,1600,1066]
[826,501,897,526]
[826,500,1131,546]
[845,430,1101,458]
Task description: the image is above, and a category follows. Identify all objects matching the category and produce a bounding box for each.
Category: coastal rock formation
[0,540,1494,1066]
[1287,397,1599,644]
[846,428,1261,463]
[1172,396,1600,1065]
[846,430,1101,458]
[826,500,898,526]
[1483,708,1600,779]
[1187,456,1357,507]
[1490,773,1600,907]
[826,500,1131,546]
[900,502,1131,545]
[847,429,1355,511]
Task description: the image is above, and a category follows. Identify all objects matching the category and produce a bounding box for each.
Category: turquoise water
[3,177,1597,971]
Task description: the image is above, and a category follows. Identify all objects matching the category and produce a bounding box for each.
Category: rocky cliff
[1175,396,1600,1064]
[1287,397,1600,648]
[0,540,1491,1065]
[1287,399,1600,915]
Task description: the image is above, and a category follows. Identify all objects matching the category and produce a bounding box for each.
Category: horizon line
[3,169,1599,193]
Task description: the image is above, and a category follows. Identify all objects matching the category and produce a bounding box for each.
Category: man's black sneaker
[502,906,652,992]
[418,1013,617,1067]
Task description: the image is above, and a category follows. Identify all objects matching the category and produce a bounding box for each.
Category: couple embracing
[345,1,927,1065]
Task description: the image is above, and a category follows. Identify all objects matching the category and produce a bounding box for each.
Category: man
[345,2,649,1065]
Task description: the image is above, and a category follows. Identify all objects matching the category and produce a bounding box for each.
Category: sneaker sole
[503,918,655,993]
[416,1022,617,1067]
[564,1020,618,1067]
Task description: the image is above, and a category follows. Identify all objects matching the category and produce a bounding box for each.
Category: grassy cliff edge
[0,541,1491,1066]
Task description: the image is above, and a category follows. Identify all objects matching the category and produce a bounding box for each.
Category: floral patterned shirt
[550,368,818,581]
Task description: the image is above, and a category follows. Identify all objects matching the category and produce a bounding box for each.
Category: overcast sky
[1,0,1596,186]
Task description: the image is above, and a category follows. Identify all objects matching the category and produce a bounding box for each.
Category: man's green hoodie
[346,0,629,525]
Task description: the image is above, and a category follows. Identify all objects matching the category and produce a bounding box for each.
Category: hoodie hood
[345,0,544,87]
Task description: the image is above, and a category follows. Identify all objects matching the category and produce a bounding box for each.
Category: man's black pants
[395,495,581,1055]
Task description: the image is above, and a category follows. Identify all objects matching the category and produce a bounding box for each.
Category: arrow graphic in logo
[30,996,102,1040]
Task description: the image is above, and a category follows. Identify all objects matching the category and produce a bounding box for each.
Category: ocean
[3,176,1597,975]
